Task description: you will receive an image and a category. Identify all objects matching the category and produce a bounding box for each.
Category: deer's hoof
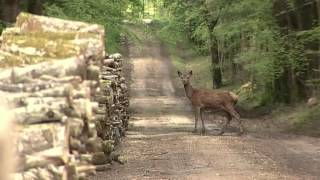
[237,131,244,136]
[192,129,198,134]
[217,130,225,136]
[201,129,206,135]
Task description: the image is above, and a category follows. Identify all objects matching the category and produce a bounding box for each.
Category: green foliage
[291,105,320,137]
[0,21,6,35]
[154,0,318,105]
[297,26,320,43]
[44,0,142,53]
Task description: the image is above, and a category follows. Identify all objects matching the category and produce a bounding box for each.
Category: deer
[177,70,243,135]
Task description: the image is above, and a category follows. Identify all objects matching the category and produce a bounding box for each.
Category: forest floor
[91,37,320,180]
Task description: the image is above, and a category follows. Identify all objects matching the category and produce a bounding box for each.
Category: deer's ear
[189,70,193,76]
[177,71,182,77]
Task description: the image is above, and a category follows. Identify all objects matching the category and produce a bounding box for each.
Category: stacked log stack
[0,13,130,179]
[95,54,130,148]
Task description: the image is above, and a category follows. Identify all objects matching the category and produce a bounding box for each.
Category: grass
[260,103,320,137]
[290,105,320,137]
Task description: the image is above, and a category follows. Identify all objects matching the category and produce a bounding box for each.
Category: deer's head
[177,70,192,85]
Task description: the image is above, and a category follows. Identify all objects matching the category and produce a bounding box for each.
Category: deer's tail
[229,92,239,104]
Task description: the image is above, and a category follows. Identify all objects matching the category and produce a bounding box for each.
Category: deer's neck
[184,82,193,99]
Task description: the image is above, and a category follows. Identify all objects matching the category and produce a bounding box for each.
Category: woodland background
[0,0,319,136]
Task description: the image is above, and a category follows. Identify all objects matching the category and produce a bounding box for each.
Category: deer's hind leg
[225,104,244,135]
[217,112,232,135]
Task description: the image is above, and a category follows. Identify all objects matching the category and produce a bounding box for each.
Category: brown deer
[177,70,243,135]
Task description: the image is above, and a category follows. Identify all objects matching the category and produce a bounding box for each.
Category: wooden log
[40,75,82,84]
[69,118,84,138]
[14,104,66,123]
[100,75,118,81]
[13,99,95,124]
[0,81,57,93]
[12,97,65,108]
[18,169,39,180]
[70,137,86,153]
[85,137,103,153]
[47,164,64,179]
[38,168,56,180]
[91,152,107,165]
[102,140,114,155]
[76,165,96,175]
[0,57,79,82]
[82,80,99,89]
[16,123,66,155]
[87,64,100,81]
[16,155,64,172]
[17,131,54,155]
[87,123,97,138]
[102,59,117,68]
[78,154,93,163]
[76,164,112,174]
[101,66,116,72]
[63,164,78,180]
[20,110,64,125]
[8,84,88,99]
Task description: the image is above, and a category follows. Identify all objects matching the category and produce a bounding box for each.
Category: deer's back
[191,88,236,108]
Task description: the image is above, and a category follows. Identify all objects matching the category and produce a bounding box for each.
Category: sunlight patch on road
[132,115,193,127]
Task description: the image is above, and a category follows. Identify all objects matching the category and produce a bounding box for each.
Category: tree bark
[316,0,320,71]
[0,0,2,20]
[203,6,222,89]
[1,0,19,23]
[208,30,222,88]
[28,0,43,15]
[142,0,145,18]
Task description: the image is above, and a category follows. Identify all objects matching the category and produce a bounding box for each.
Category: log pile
[0,12,105,68]
[94,53,130,149]
[4,53,129,179]
[6,72,100,179]
[0,13,129,180]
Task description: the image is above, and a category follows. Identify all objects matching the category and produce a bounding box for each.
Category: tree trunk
[142,0,145,18]
[1,0,19,23]
[0,0,3,20]
[316,0,320,70]
[28,0,43,15]
[231,60,237,83]
[208,30,222,88]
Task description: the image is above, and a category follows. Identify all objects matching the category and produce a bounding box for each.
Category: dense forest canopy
[155,0,320,105]
[0,0,319,105]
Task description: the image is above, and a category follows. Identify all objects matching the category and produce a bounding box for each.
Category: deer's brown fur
[178,70,243,135]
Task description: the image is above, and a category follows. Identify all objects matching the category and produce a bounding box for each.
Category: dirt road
[92,39,320,180]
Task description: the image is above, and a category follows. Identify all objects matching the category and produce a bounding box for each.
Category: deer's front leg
[192,107,200,133]
[200,108,206,135]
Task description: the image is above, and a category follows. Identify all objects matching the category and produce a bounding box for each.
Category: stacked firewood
[94,53,130,156]
[0,12,129,179]
[1,53,129,179]
[4,70,96,179]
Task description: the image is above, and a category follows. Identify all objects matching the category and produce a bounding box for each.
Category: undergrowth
[290,105,320,137]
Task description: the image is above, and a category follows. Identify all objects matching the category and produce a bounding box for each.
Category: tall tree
[28,0,43,15]
[203,5,222,88]
[1,0,19,23]
[161,0,226,88]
